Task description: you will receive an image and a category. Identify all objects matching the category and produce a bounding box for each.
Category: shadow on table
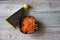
[30,21,46,37]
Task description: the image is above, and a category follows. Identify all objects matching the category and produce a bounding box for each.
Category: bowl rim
[19,15,37,34]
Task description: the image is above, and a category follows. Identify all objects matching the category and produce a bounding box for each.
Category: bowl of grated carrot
[19,16,38,34]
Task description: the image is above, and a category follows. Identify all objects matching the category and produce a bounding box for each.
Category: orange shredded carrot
[20,16,37,34]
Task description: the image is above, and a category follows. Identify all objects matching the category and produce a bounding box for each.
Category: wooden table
[0,0,60,40]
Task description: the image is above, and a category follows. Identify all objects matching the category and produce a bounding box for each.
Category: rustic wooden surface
[0,0,60,40]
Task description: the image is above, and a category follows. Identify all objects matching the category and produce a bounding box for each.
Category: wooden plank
[0,13,60,28]
[0,27,60,40]
[0,1,60,12]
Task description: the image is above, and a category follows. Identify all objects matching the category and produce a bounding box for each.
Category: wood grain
[0,1,60,40]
